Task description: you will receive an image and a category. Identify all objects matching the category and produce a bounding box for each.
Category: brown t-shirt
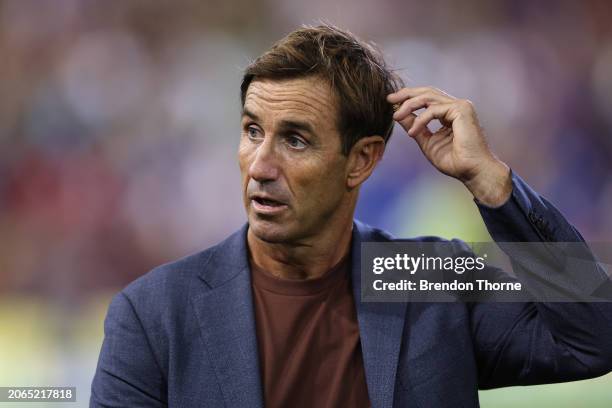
[251,255,371,408]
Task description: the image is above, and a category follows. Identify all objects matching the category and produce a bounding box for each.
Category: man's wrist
[463,159,512,208]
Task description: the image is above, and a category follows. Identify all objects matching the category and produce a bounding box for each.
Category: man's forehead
[243,78,338,125]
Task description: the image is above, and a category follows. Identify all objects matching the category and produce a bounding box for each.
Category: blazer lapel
[352,221,408,408]
[190,221,408,408]
[191,224,264,408]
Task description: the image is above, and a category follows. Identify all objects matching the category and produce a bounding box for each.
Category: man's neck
[247,218,353,280]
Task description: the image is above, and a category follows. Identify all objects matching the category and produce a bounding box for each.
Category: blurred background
[0,0,611,406]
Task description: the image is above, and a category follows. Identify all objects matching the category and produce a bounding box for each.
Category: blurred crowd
[1,0,611,300]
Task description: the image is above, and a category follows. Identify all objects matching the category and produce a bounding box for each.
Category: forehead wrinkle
[245,80,338,130]
[248,87,333,118]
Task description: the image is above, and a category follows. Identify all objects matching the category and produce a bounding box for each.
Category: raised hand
[388,86,512,207]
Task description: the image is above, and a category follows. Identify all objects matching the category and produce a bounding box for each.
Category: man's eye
[246,126,261,140]
[286,135,307,150]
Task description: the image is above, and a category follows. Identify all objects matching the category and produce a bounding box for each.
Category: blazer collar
[193,221,407,408]
[351,221,408,408]
[191,222,263,408]
[197,223,250,288]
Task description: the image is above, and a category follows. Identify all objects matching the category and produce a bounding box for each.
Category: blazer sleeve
[468,170,612,389]
[90,292,167,407]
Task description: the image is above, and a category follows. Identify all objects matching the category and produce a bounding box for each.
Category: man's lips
[249,195,289,215]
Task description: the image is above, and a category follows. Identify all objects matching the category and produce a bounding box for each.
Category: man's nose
[248,137,280,183]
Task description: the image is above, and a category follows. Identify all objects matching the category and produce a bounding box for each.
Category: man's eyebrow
[242,107,260,122]
[277,119,315,135]
[242,108,316,135]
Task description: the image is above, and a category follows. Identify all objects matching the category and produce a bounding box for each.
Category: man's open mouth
[253,197,284,207]
[251,196,288,214]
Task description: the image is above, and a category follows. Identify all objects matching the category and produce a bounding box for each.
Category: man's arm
[90,292,167,407]
[388,86,612,387]
[470,171,612,387]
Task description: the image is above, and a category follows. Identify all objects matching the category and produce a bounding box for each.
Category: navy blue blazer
[91,172,612,407]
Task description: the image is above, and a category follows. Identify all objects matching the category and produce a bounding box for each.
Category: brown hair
[240,24,404,155]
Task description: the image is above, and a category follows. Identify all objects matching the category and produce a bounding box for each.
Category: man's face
[238,76,350,244]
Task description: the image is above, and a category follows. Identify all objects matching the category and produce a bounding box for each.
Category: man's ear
[346,135,385,189]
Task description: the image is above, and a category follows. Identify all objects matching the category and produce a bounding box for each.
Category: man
[91,25,612,407]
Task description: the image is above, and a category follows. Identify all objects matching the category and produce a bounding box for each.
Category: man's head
[239,24,403,244]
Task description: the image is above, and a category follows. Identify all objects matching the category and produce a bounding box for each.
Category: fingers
[389,87,472,143]
[387,86,454,105]
[395,113,433,150]
[393,93,442,121]
[388,87,456,131]
[396,112,417,133]
[408,103,455,136]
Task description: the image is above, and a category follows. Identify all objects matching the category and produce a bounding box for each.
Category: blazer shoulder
[356,219,460,244]
[120,244,217,307]
[355,220,474,260]
[117,224,248,311]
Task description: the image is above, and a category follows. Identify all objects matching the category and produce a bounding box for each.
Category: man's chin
[248,219,294,244]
